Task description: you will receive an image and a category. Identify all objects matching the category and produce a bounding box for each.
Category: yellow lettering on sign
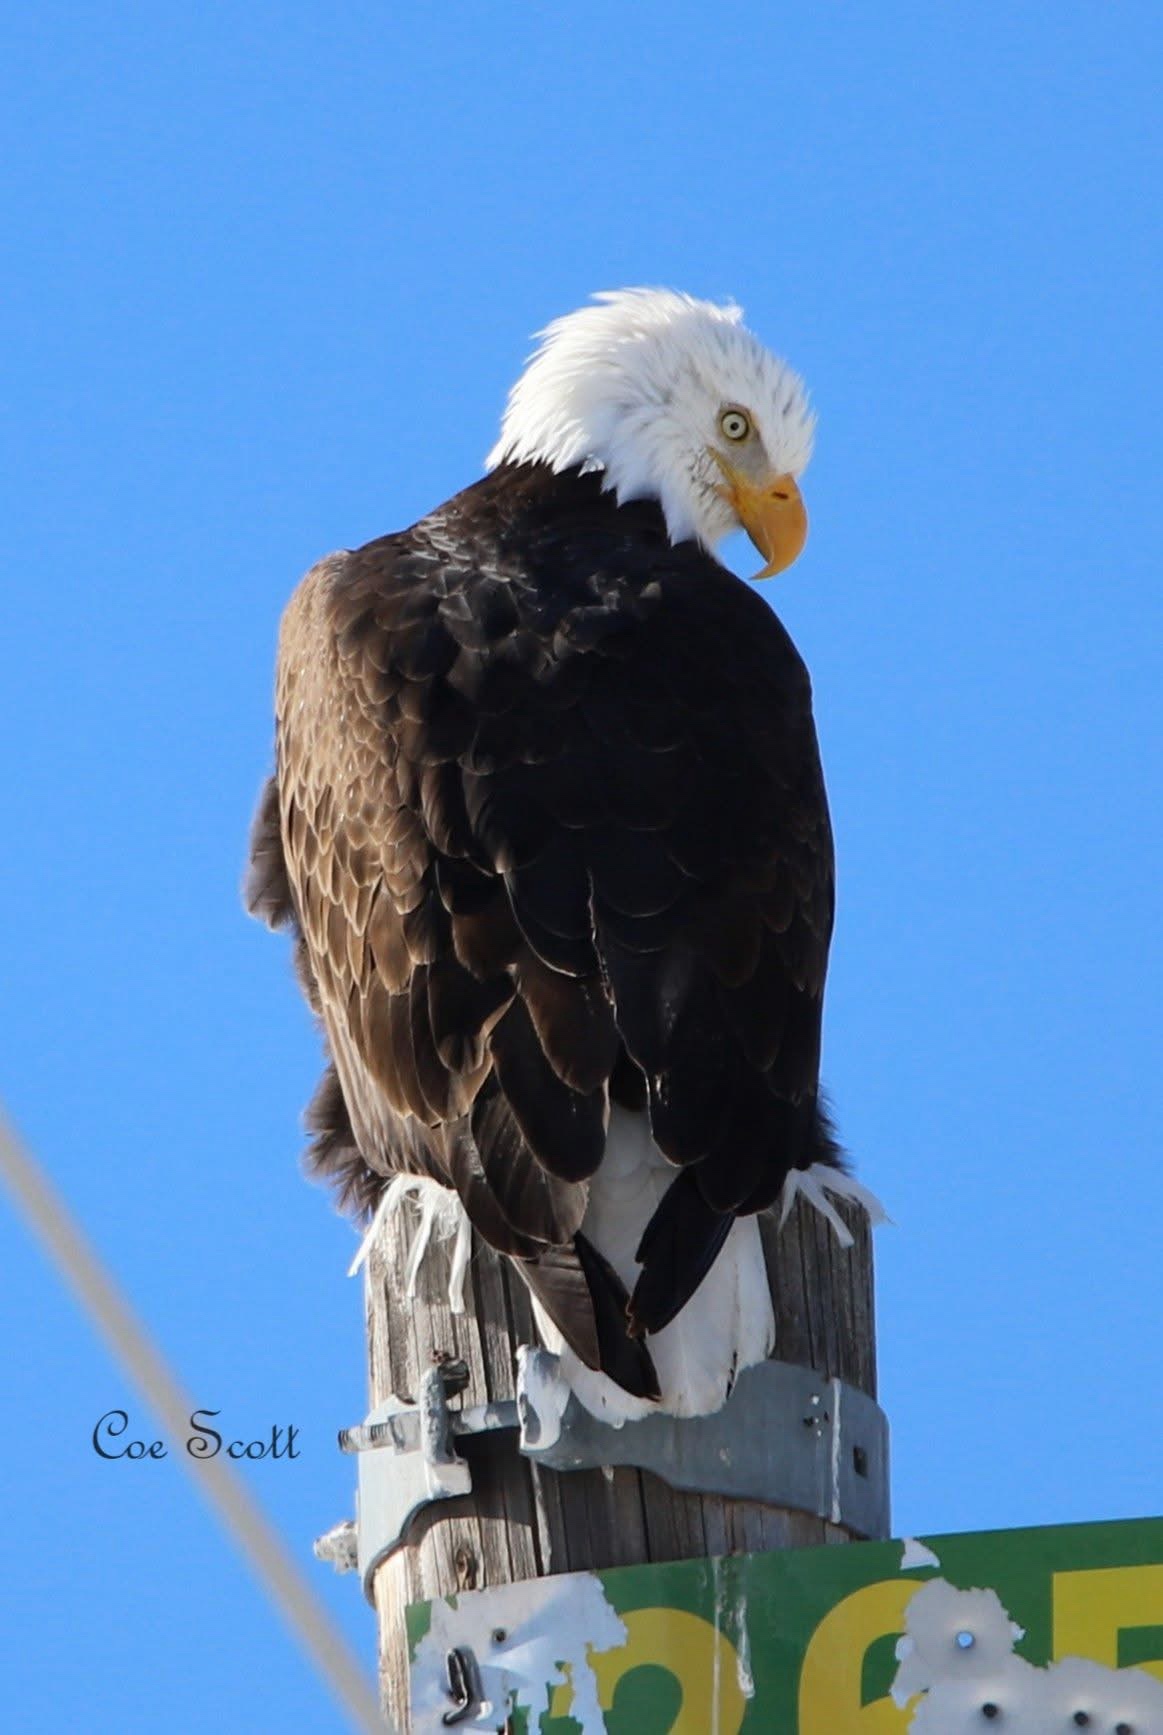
[798,1580,916,1733]
[1053,1565,1163,1683]
[548,1605,748,1733]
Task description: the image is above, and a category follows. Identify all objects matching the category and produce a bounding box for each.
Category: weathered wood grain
[369,1194,877,1729]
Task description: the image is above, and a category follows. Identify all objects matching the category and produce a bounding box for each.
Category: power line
[0,1106,387,1735]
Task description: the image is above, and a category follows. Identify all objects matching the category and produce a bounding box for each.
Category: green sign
[408,1516,1163,1731]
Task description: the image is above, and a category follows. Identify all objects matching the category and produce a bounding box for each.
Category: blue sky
[1,3,1160,1729]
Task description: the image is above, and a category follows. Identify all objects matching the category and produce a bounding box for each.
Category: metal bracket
[529,1356,889,1539]
[337,1353,889,1599]
[339,1361,478,1597]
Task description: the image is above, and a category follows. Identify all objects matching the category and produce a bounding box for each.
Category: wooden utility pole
[363,1196,879,1730]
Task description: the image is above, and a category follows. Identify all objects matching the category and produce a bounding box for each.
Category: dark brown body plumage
[248,461,840,1398]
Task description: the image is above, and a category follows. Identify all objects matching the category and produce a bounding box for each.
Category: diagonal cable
[0,1105,387,1734]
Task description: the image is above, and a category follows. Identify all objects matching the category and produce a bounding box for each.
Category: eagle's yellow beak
[712,453,808,580]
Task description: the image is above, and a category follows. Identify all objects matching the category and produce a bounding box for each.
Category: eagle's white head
[487,288,815,577]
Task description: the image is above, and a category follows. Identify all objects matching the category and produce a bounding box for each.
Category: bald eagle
[248,290,874,1422]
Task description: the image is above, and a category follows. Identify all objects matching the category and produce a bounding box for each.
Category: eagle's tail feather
[564,1106,775,1422]
[575,1231,662,1400]
[628,1167,734,1337]
[519,1237,660,1402]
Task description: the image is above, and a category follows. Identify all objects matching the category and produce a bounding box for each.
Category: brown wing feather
[250,463,839,1384]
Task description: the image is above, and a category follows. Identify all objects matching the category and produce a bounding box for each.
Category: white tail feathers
[550,1107,776,1423]
[350,1134,886,1426]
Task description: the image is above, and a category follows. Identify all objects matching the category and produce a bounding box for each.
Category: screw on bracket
[442,1646,482,1726]
[434,1354,471,1397]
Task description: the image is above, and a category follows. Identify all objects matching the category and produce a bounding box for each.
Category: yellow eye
[719,407,751,442]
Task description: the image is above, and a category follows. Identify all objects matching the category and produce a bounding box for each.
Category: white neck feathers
[486,289,814,548]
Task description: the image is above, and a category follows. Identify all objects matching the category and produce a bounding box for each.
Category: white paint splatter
[710,1556,723,1735]
[516,1345,569,1452]
[410,1573,626,1733]
[778,1162,891,1247]
[733,1588,755,1701]
[892,1576,1163,1731]
[892,1582,1025,1709]
[829,1377,843,1524]
[900,1537,942,1571]
[348,1174,471,1310]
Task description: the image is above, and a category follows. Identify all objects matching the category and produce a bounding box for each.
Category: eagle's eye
[718,407,752,443]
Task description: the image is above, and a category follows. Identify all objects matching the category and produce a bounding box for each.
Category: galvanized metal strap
[337,1353,890,1599]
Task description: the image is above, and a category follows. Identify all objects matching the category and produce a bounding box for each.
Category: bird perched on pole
[248,289,878,1423]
